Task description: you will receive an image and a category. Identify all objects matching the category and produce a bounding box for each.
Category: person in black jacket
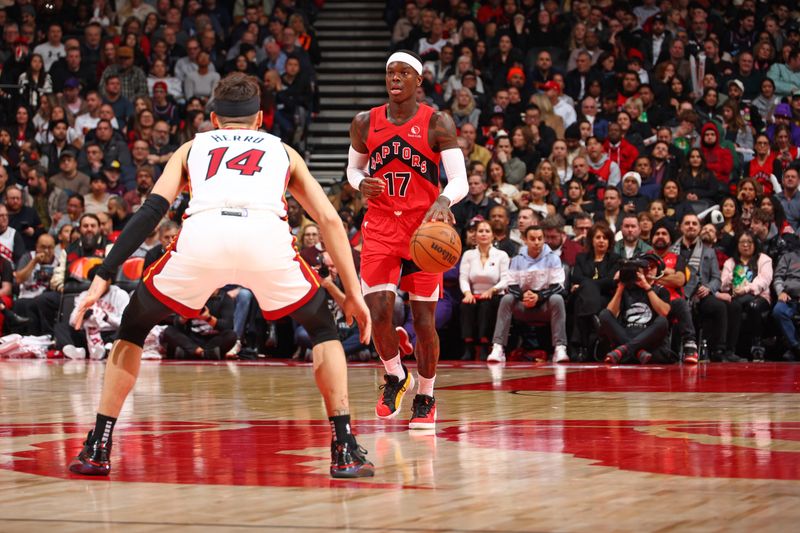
[678,148,720,206]
[160,289,237,360]
[568,222,620,360]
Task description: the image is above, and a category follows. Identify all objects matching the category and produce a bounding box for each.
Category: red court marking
[0,421,419,489]
[438,420,800,480]
[440,363,800,393]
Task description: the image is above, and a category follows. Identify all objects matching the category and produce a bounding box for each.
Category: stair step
[308,122,351,134]
[311,136,356,146]
[313,110,363,121]
[320,1,385,7]
[315,19,381,29]
[318,71,383,82]
[321,50,387,61]
[318,84,384,95]
[318,39,387,48]
[317,11,383,20]
[318,62,384,73]
[309,152,349,161]
[318,96,384,106]
[316,29,388,39]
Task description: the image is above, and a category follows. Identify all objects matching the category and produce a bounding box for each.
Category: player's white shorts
[142,208,319,319]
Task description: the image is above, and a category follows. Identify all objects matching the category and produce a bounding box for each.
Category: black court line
[0,518,552,533]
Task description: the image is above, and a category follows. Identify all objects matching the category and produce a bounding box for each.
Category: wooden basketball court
[1,359,799,532]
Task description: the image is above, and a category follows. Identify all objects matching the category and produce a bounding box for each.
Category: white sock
[417,374,435,396]
[381,352,405,379]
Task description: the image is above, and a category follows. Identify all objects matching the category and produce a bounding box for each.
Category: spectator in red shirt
[603,122,639,174]
[699,122,733,187]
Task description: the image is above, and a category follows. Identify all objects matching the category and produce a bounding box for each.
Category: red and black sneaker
[330,436,375,478]
[68,431,112,476]
[396,327,414,357]
[409,394,437,430]
[375,365,414,419]
[636,349,653,365]
[604,346,627,365]
[683,342,699,365]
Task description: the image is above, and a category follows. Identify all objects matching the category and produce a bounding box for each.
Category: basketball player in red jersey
[347,50,468,429]
[67,74,375,479]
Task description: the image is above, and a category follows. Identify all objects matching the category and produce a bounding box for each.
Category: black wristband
[97,194,171,280]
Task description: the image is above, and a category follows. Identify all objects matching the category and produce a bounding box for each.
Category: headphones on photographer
[636,251,665,279]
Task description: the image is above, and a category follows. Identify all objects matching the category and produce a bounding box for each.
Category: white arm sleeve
[346,146,370,191]
[440,147,468,207]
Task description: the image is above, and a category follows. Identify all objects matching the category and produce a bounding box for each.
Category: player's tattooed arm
[349,111,370,152]
[430,111,459,152]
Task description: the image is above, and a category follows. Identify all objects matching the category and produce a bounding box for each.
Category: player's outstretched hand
[343,293,372,345]
[423,196,455,225]
[359,177,385,199]
[73,276,111,330]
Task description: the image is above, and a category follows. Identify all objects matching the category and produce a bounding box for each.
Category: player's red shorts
[360,209,443,301]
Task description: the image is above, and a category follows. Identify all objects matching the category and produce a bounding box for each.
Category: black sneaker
[375,364,414,419]
[636,349,653,364]
[409,394,437,430]
[68,430,111,476]
[330,436,375,478]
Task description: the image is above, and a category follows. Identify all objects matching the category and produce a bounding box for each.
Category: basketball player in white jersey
[68,73,375,479]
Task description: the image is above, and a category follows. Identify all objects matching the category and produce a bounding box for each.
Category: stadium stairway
[307,0,389,186]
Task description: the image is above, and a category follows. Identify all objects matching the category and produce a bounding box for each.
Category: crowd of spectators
[0,0,324,359]
[4,0,800,364]
[365,0,800,363]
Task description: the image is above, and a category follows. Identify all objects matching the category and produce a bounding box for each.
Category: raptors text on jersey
[365,103,442,214]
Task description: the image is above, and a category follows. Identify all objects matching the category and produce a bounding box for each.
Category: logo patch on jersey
[369,135,438,186]
[408,125,421,138]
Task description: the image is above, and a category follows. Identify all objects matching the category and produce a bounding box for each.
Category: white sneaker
[63,345,86,360]
[89,344,106,360]
[487,344,506,363]
[553,345,570,363]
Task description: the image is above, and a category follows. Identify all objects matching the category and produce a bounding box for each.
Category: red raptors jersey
[655,251,684,301]
[365,103,441,214]
[749,153,776,195]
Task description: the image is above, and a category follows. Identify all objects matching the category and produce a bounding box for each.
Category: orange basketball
[410,222,462,273]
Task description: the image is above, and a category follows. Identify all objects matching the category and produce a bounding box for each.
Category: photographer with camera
[12,233,58,333]
[600,252,672,364]
[487,225,569,363]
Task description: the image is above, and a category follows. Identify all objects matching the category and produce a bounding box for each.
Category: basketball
[410,222,462,273]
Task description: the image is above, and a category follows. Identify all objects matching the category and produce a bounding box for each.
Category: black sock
[329,414,352,442]
[92,413,117,443]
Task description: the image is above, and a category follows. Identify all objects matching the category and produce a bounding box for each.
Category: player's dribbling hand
[344,293,372,345]
[422,196,455,224]
[73,275,111,330]
[359,177,385,199]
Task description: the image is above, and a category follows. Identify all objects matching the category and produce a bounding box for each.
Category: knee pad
[116,283,174,347]
[289,289,339,346]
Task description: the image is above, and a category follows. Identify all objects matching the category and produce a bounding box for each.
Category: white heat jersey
[184,129,290,217]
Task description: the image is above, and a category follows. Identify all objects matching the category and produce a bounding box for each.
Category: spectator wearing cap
[83,173,111,215]
[50,148,90,196]
[102,160,126,196]
[57,77,87,118]
[542,80,576,129]
[644,13,672,69]
[791,89,800,125]
[767,47,800,99]
[49,46,94,93]
[149,81,180,130]
[24,165,66,233]
[99,46,148,101]
[767,103,800,147]
[620,170,650,214]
